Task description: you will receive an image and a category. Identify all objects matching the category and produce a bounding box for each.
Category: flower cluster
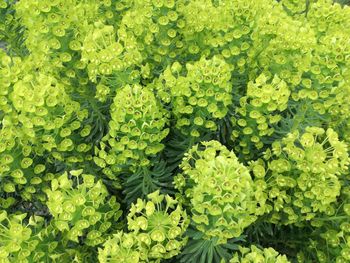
[45,170,122,246]
[175,140,266,244]
[0,210,97,262]
[264,127,349,225]
[156,56,232,138]
[95,84,169,176]
[98,231,141,263]
[81,22,141,84]
[0,51,92,203]
[0,212,38,261]
[98,190,189,262]
[291,182,350,263]
[119,0,184,71]
[127,190,189,260]
[230,245,290,263]
[231,73,290,158]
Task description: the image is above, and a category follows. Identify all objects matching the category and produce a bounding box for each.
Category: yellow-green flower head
[306,0,350,36]
[0,144,48,203]
[298,30,350,132]
[231,73,291,158]
[127,190,189,261]
[15,0,101,55]
[0,211,50,262]
[117,0,183,73]
[45,170,122,246]
[81,22,142,82]
[283,1,350,135]
[0,54,77,140]
[175,140,265,244]
[98,231,141,263]
[0,53,91,202]
[300,184,350,263]
[177,0,260,62]
[250,1,315,87]
[266,127,350,224]
[0,211,33,260]
[95,84,169,173]
[230,245,291,263]
[0,211,99,262]
[318,226,350,262]
[160,56,232,138]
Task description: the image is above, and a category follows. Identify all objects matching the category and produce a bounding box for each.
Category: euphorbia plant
[1,0,350,262]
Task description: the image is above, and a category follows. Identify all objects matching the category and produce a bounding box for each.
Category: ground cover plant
[1,0,350,262]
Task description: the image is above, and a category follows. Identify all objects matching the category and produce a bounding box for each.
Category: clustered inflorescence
[1,0,350,262]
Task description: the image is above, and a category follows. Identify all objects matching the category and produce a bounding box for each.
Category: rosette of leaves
[156,56,232,139]
[175,140,266,244]
[263,127,349,225]
[121,156,175,206]
[45,170,122,246]
[229,245,291,263]
[178,227,245,263]
[230,73,291,159]
[95,83,169,175]
[127,190,189,262]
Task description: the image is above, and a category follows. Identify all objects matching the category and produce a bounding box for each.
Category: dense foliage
[1,0,350,262]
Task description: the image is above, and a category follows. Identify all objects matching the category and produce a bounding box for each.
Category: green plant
[1,0,350,262]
